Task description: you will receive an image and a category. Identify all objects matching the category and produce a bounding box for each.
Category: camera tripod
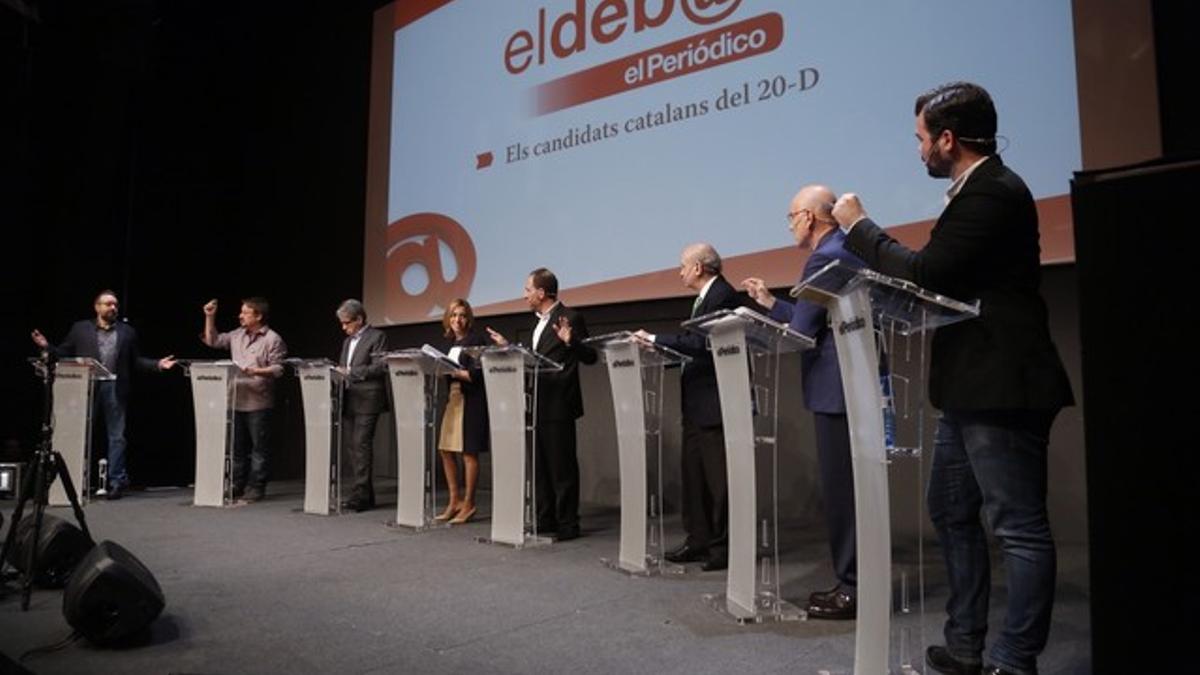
[0,352,95,610]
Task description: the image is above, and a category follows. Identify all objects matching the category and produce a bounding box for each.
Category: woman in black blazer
[435,299,490,524]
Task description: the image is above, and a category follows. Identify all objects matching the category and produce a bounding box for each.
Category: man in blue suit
[744,184,864,619]
[31,290,176,499]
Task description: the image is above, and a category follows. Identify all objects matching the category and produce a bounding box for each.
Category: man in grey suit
[335,299,389,512]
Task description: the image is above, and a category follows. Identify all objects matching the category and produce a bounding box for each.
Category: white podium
[384,346,460,531]
[793,260,979,675]
[289,359,345,516]
[585,331,691,575]
[681,307,815,623]
[186,360,240,507]
[45,358,113,506]
[473,345,561,548]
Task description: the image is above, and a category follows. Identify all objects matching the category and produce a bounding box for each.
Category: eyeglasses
[787,207,838,229]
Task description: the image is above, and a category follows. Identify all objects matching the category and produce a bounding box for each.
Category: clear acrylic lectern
[471,345,561,548]
[681,307,815,623]
[793,260,979,675]
[186,360,240,507]
[289,358,345,516]
[384,346,461,531]
[37,358,114,506]
[585,331,691,576]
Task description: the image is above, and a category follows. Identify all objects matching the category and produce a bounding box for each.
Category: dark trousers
[680,423,728,557]
[345,412,380,504]
[534,419,579,532]
[232,409,272,491]
[929,409,1058,675]
[813,412,857,592]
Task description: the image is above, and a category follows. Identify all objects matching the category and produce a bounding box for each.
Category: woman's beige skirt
[438,381,464,452]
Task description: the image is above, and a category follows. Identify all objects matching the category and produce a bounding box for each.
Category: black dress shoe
[342,499,370,513]
[555,525,580,542]
[664,543,708,563]
[701,555,727,571]
[806,589,856,620]
[926,646,982,675]
[807,585,842,605]
[106,486,123,501]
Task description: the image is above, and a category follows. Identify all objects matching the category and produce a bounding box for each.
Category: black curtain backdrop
[0,1,386,482]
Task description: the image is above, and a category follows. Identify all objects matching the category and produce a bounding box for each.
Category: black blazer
[339,325,389,415]
[844,155,1074,411]
[50,320,159,403]
[654,275,743,428]
[445,330,490,453]
[531,303,597,422]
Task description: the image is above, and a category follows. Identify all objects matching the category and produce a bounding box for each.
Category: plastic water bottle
[880,373,897,450]
[98,458,109,494]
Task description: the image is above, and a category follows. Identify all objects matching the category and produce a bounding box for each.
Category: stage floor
[2,481,1091,674]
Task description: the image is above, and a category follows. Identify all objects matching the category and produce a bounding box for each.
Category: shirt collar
[813,227,838,251]
[697,276,717,301]
[536,301,561,321]
[945,155,991,204]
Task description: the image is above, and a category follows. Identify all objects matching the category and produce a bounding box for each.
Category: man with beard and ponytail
[832,81,1074,675]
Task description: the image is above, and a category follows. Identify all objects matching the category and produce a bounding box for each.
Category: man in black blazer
[335,299,389,512]
[31,290,176,499]
[833,82,1074,675]
[487,268,597,541]
[635,243,741,571]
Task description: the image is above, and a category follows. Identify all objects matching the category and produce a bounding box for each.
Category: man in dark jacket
[833,81,1074,675]
[487,268,597,541]
[335,299,389,512]
[31,290,176,499]
[635,243,742,572]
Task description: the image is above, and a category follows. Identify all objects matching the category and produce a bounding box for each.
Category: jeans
[93,381,128,489]
[233,409,273,491]
[928,409,1059,675]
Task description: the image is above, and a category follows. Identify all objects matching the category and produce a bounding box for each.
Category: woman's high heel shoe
[450,505,477,524]
[435,502,461,521]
